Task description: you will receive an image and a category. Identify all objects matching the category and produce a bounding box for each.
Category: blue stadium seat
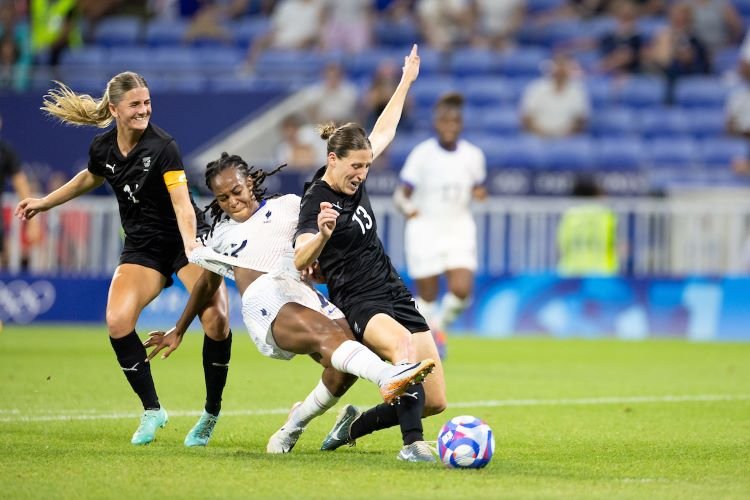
[613,76,664,108]
[449,48,496,76]
[144,19,188,46]
[496,47,548,77]
[594,138,644,171]
[519,20,581,47]
[590,107,638,138]
[464,77,515,107]
[526,0,565,13]
[471,135,544,169]
[478,107,521,136]
[385,132,430,170]
[59,47,108,68]
[539,137,594,170]
[714,47,739,75]
[343,49,398,78]
[256,50,329,78]
[585,77,613,108]
[683,108,725,139]
[674,77,729,108]
[152,47,200,71]
[93,16,143,47]
[193,46,244,71]
[646,138,698,167]
[107,47,155,71]
[640,108,690,139]
[635,16,666,41]
[700,138,749,167]
[733,0,750,17]
[374,19,421,47]
[410,77,458,108]
[229,17,271,48]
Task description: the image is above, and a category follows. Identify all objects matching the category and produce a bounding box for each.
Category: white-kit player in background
[393,92,487,358]
[144,152,435,453]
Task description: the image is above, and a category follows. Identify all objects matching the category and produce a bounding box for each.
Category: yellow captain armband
[163,170,188,191]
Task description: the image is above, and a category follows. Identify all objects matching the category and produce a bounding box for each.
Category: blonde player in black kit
[15,72,232,447]
[294,45,447,462]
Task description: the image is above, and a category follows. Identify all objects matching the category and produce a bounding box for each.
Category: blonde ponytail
[40,71,148,129]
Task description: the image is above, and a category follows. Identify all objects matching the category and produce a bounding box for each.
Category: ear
[108,101,117,119]
[327,152,337,168]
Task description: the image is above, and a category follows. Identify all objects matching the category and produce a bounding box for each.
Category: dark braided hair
[203,152,285,234]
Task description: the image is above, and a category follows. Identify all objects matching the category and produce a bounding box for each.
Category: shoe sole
[380,359,436,404]
[266,402,303,453]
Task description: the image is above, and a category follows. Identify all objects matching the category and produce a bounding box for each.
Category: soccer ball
[437,415,494,469]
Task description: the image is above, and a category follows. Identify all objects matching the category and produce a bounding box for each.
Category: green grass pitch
[1,325,748,499]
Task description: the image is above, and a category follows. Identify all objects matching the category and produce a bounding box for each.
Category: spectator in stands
[598,0,643,75]
[275,114,326,171]
[725,58,750,174]
[0,0,30,91]
[0,114,40,269]
[685,0,742,54]
[416,0,473,52]
[183,0,251,44]
[645,1,710,104]
[242,0,323,72]
[470,0,525,50]
[520,52,590,138]
[320,0,373,53]
[557,176,619,277]
[304,62,359,125]
[30,0,82,68]
[362,59,413,132]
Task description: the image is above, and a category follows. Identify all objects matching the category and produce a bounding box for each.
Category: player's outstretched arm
[368,44,420,161]
[15,169,104,220]
[144,269,223,361]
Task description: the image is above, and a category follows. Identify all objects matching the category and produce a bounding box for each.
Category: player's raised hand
[318,202,339,239]
[15,197,50,221]
[143,327,183,361]
[402,44,420,85]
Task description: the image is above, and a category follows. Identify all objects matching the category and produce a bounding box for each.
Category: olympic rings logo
[0,280,56,324]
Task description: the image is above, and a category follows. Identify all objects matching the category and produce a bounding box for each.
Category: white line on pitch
[1,394,747,423]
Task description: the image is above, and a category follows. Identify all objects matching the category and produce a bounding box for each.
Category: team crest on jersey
[142,156,151,171]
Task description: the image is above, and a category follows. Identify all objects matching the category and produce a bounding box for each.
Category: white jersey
[207,194,301,274]
[399,138,486,220]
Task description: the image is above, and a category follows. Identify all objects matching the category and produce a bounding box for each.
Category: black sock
[350,403,399,440]
[203,330,232,415]
[396,383,425,445]
[110,330,159,411]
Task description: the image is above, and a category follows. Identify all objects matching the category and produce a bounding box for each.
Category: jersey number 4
[351,206,373,235]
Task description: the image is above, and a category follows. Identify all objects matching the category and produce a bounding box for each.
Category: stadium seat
[593,138,644,171]
[674,77,729,108]
[640,108,690,139]
[255,50,329,79]
[714,47,739,75]
[478,107,521,136]
[471,135,544,169]
[59,47,108,69]
[539,137,595,170]
[410,77,458,108]
[343,49,398,78]
[229,17,271,48]
[144,19,188,46]
[152,47,200,71]
[683,108,725,139]
[700,138,749,167]
[635,16,666,41]
[585,77,613,109]
[612,76,664,108]
[92,16,143,47]
[374,19,421,47]
[496,47,548,77]
[526,0,565,14]
[590,107,638,138]
[464,77,515,107]
[193,46,244,72]
[449,48,496,76]
[385,132,430,169]
[646,138,699,168]
[107,47,155,71]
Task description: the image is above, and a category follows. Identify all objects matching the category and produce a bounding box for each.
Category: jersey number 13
[351,206,373,235]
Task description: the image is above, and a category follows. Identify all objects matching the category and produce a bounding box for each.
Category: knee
[105,308,136,337]
[424,397,448,417]
[200,304,230,339]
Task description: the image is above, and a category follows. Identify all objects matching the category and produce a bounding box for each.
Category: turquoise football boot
[184,411,219,447]
[131,407,168,445]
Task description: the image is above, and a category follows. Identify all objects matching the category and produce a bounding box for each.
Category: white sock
[288,380,338,428]
[330,340,392,387]
[416,297,440,328]
[439,292,471,329]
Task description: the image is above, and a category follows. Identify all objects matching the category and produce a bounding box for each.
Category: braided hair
[203,152,285,234]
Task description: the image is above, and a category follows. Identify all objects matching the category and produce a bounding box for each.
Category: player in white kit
[393,92,487,357]
[144,152,435,452]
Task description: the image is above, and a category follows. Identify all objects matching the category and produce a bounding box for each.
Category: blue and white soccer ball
[437,415,495,469]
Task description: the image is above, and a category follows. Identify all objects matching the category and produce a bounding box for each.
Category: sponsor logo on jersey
[123,184,139,204]
[264,210,272,223]
[331,202,343,211]
[142,156,151,171]
[105,163,116,173]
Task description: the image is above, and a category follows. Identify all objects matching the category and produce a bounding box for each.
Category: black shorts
[119,238,188,289]
[342,291,430,342]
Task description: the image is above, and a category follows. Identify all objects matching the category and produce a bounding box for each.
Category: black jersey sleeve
[156,140,184,174]
[295,184,326,242]
[86,137,106,177]
[0,141,20,177]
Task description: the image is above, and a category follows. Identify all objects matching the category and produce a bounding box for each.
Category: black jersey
[87,123,204,251]
[296,167,403,312]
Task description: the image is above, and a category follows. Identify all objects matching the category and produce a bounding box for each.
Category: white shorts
[241,271,345,360]
[405,215,478,279]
